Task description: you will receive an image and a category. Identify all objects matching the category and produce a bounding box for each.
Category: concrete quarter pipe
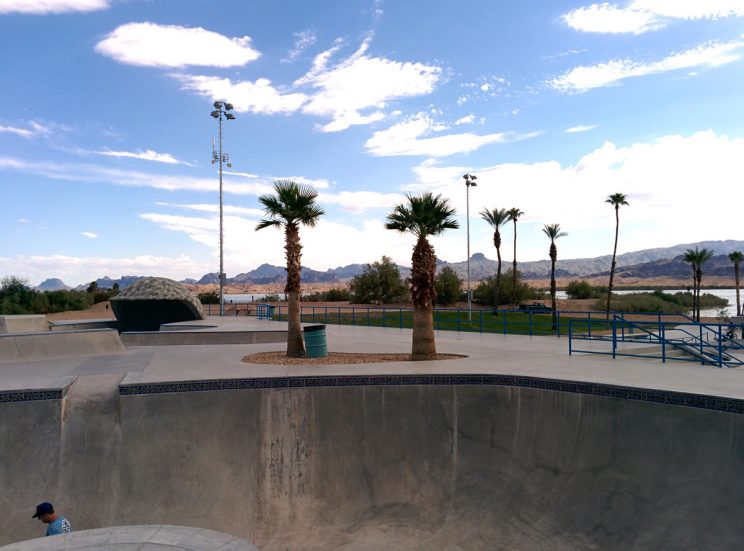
[2,379,743,550]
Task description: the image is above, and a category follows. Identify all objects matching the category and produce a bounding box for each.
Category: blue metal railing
[568,315,743,368]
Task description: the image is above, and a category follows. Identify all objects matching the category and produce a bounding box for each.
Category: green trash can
[304,324,328,358]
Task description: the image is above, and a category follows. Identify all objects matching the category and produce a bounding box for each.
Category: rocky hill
[34,240,744,290]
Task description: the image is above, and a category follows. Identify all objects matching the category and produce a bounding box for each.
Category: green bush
[198,291,220,304]
[435,266,462,306]
[303,287,351,302]
[565,280,593,299]
[350,256,408,304]
[0,276,93,314]
[593,292,687,313]
[473,269,543,306]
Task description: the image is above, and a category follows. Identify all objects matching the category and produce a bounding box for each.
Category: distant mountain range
[35,239,744,291]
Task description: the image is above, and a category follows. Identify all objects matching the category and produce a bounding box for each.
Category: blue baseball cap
[32,502,54,518]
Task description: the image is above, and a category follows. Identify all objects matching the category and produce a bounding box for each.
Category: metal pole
[218,112,224,316]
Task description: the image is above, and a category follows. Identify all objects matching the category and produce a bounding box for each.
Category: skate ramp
[0,329,125,363]
[1,379,743,549]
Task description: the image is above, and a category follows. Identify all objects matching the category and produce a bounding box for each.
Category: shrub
[473,269,543,306]
[350,256,408,304]
[198,291,220,304]
[565,280,593,299]
[435,266,462,306]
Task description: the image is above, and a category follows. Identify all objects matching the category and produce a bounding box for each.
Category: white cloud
[174,75,307,115]
[0,121,52,139]
[296,36,442,132]
[563,1,744,34]
[283,30,317,63]
[96,148,190,165]
[365,114,538,157]
[455,115,475,126]
[565,124,598,133]
[634,0,744,20]
[0,0,108,14]
[95,23,260,68]
[563,3,662,34]
[155,202,264,217]
[81,232,98,239]
[0,156,274,195]
[403,130,744,264]
[551,40,744,93]
[319,190,405,213]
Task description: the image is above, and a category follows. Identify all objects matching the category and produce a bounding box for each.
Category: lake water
[555,288,740,318]
[224,293,281,303]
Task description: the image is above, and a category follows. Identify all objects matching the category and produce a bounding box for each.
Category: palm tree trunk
[736,263,741,316]
[409,235,437,360]
[411,305,435,360]
[284,223,306,357]
[512,221,518,307]
[286,290,305,356]
[606,206,619,319]
[494,242,501,316]
[550,243,557,330]
[696,268,702,321]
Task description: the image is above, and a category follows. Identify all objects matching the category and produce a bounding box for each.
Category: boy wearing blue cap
[32,502,71,536]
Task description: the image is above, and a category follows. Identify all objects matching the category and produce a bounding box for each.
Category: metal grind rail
[568,315,744,368]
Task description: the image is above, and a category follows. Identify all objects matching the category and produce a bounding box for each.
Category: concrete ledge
[50,319,119,332]
[0,315,48,334]
[0,329,125,363]
[119,373,744,414]
[0,525,261,550]
[120,330,287,346]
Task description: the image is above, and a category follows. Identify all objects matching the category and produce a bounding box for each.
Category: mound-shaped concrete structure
[110,277,204,331]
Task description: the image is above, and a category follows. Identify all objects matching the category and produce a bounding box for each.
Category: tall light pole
[463,173,477,321]
[210,100,235,316]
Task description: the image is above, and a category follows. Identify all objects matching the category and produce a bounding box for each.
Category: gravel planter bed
[242,351,467,365]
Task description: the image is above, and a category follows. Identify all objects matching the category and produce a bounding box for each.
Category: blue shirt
[46,517,71,536]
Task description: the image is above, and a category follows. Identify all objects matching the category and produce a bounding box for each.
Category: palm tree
[605,193,628,318]
[729,251,743,316]
[683,247,714,321]
[479,207,509,313]
[386,193,458,360]
[542,223,567,329]
[507,208,524,307]
[256,180,324,357]
[683,248,699,319]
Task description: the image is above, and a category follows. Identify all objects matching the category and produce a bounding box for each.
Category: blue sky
[1,0,744,287]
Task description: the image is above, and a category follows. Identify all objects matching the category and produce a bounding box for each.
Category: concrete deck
[1,316,743,400]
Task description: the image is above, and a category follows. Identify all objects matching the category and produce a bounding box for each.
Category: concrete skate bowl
[2,376,744,550]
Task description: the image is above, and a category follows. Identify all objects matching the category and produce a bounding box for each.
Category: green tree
[386,193,458,360]
[565,280,593,299]
[480,207,509,313]
[542,223,567,329]
[198,291,220,304]
[86,281,99,294]
[473,269,541,306]
[729,251,743,316]
[507,208,524,307]
[605,193,628,318]
[256,180,324,357]
[350,256,408,304]
[683,247,714,321]
[434,266,462,306]
[0,276,35,314]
